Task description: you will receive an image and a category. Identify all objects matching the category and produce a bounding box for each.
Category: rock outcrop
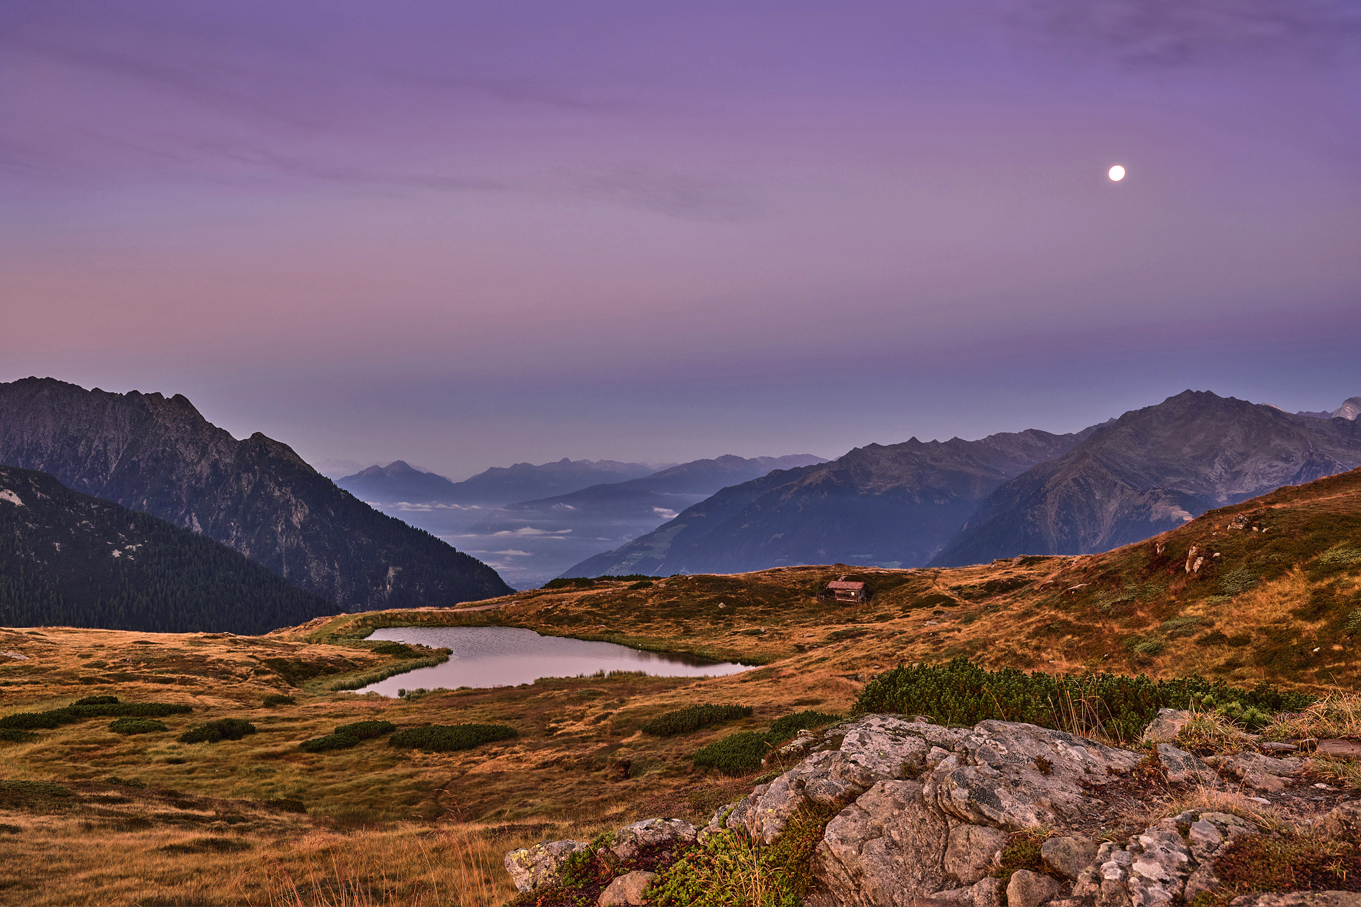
[507,714,1360,906]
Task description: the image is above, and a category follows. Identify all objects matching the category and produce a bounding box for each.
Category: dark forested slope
[0,378,511,608]
[0,465,339,632]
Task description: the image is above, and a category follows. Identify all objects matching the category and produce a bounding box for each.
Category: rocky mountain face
[564,429,1095,578]
[0,378,511,609]
[932,390,1361,566]
[0,464,337,633]
[1335,397,1361,421]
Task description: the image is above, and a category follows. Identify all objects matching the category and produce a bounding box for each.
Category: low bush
[334,720,396,739]
[178,718,256,744]
[993,831,1050,889]
[853,657,1312,744]
[649,807,834,906]
[388,723,517,753]
[0,780,72,804]
[371,641,417,658]
[261,693,295,707]
[300,720,396,753]
[641,704,753,737]
[0,728,36,743]
[0,697,192,731]
[692,731,768,776]
[765,711,840,746]
[1212,833,1361,901]
[300,732,361,753]
[109,717,168,735]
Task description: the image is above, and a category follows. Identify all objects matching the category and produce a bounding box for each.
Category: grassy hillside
[2,467,1359,904]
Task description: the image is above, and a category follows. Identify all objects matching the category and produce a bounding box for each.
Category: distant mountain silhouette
[0,378,511,609]
[564,430,1094,578]
[340,457,663,506]
[931,390,1361,566]
[0,464,337,633]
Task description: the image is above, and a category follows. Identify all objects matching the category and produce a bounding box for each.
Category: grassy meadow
[2,468,1361,904]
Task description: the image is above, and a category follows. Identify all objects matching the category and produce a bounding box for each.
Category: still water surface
[358,626,750,696]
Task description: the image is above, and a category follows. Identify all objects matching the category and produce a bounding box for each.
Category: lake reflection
[358,626,750,696]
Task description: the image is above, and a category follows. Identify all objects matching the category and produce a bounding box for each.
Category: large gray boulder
[810,780,951,906]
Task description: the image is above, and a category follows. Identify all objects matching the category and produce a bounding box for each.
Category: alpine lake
[358,625,751,695]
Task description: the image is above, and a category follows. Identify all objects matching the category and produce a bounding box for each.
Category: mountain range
[341,453,827,589]
[0,378,511,610]
[0,464,336,633]
[337,457,664,506]
[568,391,1361,579]
[567,427,1096,577]
[932,390,1361,566]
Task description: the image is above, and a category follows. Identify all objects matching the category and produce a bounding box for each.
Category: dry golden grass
[1267,693,1361,741]
[1144,783,1292,835]
[4,468,1361,903]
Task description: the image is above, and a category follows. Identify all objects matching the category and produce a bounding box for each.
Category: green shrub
[0,728,36,743]
[649,807,834,906]
[1219,568,1259,595]
[388,723,517,752]
[641,704,753,737]
[993,831,1048,888]
[300,732,361,753]
[766,711,840,744]
[178,718,256,744]
[543,577,599,590]
[1346,609,1361,636]
[334,720,396,739]
[109,717,167,735]
[0,780,72,803]
[301,720,397,753]
[74,695,119,706]
[371,641,417,658]
[0,698,191,731]
[692,731,768,776]
[1124,636,1165,658]
[261,694,295,708]
[852,657,1312,744]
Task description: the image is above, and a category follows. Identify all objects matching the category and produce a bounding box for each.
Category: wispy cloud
[1016,0,1361,67]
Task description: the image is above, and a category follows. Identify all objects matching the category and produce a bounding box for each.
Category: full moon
[1108,164,1126,182]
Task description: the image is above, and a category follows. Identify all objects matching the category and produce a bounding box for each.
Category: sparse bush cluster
[541,574,655,590]
[370,641,417,658]
[0,696,191,732]
[388,723,517,752]
[648,806,834,906]
[261,693,295,707]
[108,717,167,735]
[641,704,752,737]
[299,719,397,753]
[852,657,1312,743]
[692,710,842,776]
[765,711,840,746]
[178,718,256,744]
[692,731,768,776]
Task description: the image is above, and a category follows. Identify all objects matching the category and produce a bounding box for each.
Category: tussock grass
[1265,693,1361,741]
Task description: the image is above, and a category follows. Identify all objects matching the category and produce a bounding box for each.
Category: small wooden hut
[826,580,866,603]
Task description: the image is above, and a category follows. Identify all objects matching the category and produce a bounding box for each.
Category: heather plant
[179,718,256,744]
[108,717,167,735]
[388,723,517,753]
[641,704,752,737]
[853,657,1310,743]
[300,720,396,753]
[692,731,768,776]
[0,697,191,731]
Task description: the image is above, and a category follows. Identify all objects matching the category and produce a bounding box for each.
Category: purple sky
[3,1,1359,478]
